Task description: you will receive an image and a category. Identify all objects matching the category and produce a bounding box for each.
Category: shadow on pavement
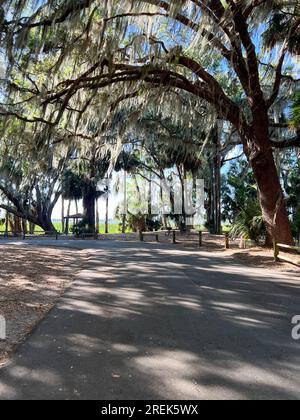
[0,242,299,400]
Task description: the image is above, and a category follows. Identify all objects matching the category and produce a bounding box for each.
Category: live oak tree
[0,0,299,243]
[0,146,68,234]
[0,118,71,232]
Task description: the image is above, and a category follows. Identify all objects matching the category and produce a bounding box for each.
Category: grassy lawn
[1,222,232,235]
[52,222,122,234]
[0,222,123,234]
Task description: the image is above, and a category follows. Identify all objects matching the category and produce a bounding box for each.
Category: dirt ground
[134,231,300,273]
[226,247,300,273]
[0,246,85,366]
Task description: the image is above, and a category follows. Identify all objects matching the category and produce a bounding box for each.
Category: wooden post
[199,231,203,247]
[273,240,279,262]
[225,232,230,249]
[173,230,176,244]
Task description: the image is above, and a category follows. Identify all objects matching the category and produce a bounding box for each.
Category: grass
[1,221,232,235]
[52,222,123,234]
[0,222,123,234]
[52,222,121,234]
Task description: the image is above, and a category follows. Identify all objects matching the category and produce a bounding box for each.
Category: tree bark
[22,219,27,236]
[121,214,126,234]
[247,110,294,245]
[13,216,22,234]
[65,200,71,235]
[177,164,186,232]
[250,149,293,245]
[209,127,222,234]
[29,222,35,235]
[38,216,56,233]
[96,198,100,234]
[5,209,9,236]
[83,193,96,232]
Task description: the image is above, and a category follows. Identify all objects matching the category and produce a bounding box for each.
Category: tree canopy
[0,0,299,242]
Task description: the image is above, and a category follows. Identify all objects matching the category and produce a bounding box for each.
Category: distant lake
[52,219,119,224]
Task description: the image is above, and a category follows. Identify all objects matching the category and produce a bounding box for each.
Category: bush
[230,200,266,243]
[125,213,162,232]
[292,210,300,241]
[72,218,94,236]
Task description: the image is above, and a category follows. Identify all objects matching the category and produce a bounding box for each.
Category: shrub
[72,218,94,236]
[230,200,266,243]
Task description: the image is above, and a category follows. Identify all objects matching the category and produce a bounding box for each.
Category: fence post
[273,240,279,262]
[172,230,176,244]
[199,231,203,247]
[225,232,230,249]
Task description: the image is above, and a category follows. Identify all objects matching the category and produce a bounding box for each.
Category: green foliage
[262,9,300,55]
[230,200,265,243]
[292,210,300,240]
[0,0,299,241]
[222,160,266,242]
[222,160,258,223]
[62,154,110,201]
[125,213,162,233]
[72,217,94,236]
[62,170,85,200]
[285,159,300,239]
[291,92,300,129]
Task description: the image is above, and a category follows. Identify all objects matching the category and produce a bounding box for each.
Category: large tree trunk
[177,164,187,232]
[5,210,9,236]
[208,127,222,235]
[65,200,71,235]
[251,149,293,245]
[121,214,126,234]
[0,186,60,234]
[105,193,109,234]
[83,193,96,232]
[96,198,100,234]
[38,212,56,233]
[22,219,27,236]
[247,110,294,245]
[13,216,22,234]
[29,222,35,235]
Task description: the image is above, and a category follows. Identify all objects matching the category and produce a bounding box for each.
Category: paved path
[0,240,299,400]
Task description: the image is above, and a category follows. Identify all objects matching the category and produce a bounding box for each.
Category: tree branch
[6,0,96,31]
[141,0,234,61]
[266,43,288,108]
[266,17,300,108]
[229,1,263,102]
[271,135,300,149]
